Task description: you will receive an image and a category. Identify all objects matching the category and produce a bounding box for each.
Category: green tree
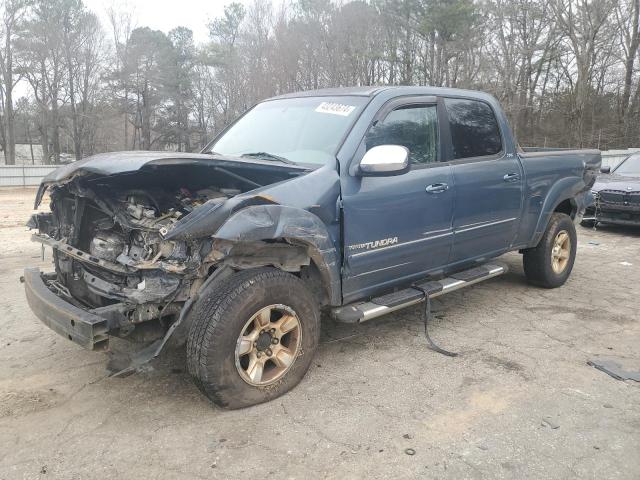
[125,27,173,150]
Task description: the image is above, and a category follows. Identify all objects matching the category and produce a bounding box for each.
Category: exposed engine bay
[27,158,315,346]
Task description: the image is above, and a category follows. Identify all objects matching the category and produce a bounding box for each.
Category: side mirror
[600,166,611,174]
[359,145,409,176]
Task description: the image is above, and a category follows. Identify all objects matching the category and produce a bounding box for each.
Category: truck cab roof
[269,85,497,103]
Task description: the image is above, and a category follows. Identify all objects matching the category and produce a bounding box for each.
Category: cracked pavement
[0,187,639,479]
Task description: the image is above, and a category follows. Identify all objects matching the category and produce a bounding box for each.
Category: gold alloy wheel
[235,304,302,386]
[551,230,571,274]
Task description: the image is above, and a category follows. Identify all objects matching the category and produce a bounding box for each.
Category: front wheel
[523,213,577,288]
[186,267,320,409]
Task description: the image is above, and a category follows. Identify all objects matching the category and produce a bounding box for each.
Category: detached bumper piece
[332,263,507,323]
[23,268,109,351]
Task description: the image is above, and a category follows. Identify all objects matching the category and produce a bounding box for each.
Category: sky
[83,0,257,43]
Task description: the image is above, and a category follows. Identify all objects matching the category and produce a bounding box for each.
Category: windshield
[614,153,640,176]
[205,96,368,165]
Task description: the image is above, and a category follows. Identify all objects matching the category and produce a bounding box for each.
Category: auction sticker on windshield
[315,102,356,116]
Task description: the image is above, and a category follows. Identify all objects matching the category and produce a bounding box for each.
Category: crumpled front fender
[163,194,279,242]
[214,205,341,305]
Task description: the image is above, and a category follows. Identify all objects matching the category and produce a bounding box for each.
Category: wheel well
[209,238,331,306]
[299,260,330,306]
[554,198,576,219]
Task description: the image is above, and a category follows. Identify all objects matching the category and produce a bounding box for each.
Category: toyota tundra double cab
[24,86,600,408]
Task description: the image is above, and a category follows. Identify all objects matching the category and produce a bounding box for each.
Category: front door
[341,101,455,303]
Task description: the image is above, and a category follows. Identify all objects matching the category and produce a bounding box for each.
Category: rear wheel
[523,213,577,288]
[186,267,320,409]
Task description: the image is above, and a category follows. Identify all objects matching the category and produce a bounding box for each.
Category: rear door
[444,98,523,263]
[341,98,455,302]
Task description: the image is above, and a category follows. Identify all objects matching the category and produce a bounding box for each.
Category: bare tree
[4,0,640,160]
[615,0,640,138]
[0,0,26,164]
[60,0,103,160]
[553,0,616,146]
[486,0,561,141]
[107,2,135,150]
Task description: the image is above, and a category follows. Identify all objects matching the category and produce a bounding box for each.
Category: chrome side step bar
[332,263,507,324]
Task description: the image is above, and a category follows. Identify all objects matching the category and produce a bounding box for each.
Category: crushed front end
[22,151,324,378]
[25,177,237,352]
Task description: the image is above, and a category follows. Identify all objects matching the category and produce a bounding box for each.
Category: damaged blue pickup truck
[24,86,600,408]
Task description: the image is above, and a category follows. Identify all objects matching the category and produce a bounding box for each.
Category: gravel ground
[0,187,638,480]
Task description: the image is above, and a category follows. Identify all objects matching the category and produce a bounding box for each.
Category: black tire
[186,267,320,409]
[580,219,596,228]
[523,213,577,288]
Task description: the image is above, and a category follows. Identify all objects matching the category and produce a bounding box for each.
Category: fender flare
[213,204,342,305]
[529,176,583,247]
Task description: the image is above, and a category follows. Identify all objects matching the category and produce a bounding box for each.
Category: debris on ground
[542,416,560,429]
[588,359,640,381]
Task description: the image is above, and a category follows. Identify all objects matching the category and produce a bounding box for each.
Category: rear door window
[365,104,439,165]
[444,98,502,159]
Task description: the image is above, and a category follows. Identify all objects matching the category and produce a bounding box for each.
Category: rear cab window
[444,98,502,160]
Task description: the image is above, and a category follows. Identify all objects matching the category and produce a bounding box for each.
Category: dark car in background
[584,152,640,227]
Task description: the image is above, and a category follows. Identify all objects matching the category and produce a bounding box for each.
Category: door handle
[503,172,520,182]
[425,183,449,193]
